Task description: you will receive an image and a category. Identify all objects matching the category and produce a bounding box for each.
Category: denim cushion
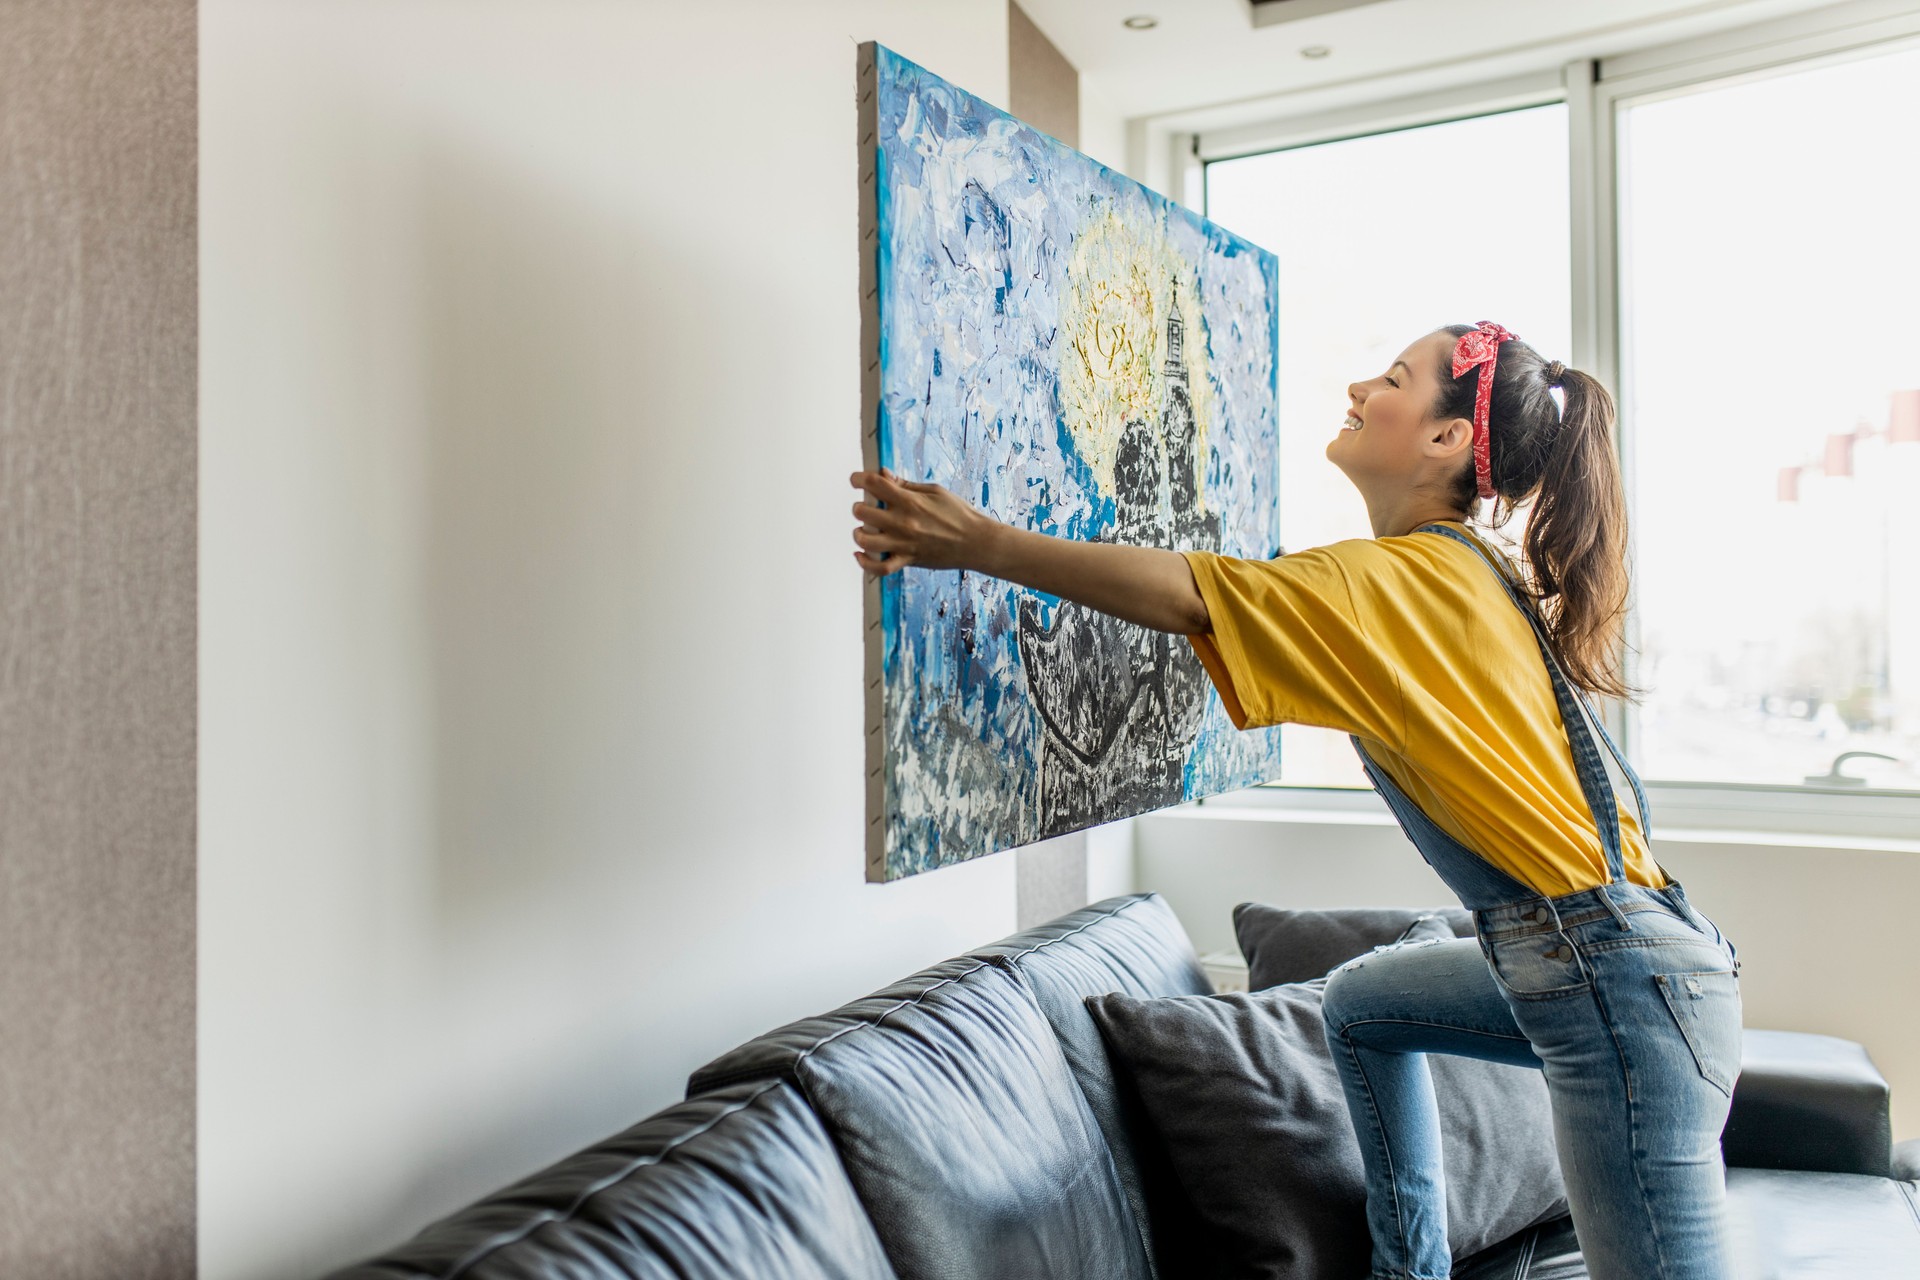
[1087,973,1568,1279]
[1234,901,1476,988]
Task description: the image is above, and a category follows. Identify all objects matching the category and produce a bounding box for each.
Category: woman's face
[1326,329,1469,494]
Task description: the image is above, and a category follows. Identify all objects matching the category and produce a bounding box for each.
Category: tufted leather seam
[1898,1177,1920,1236]
[696,958,1006,1092]
[419,1078,793,1280]
[985,894,1152,967]
[1511,1219,1540,1277]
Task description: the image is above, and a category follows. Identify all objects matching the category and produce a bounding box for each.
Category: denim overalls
[1319,522,1745,1280]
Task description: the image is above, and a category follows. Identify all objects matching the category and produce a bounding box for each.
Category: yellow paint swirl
[1058,207,1214,507]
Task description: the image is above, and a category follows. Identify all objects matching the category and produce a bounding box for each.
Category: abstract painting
[858,43,1283,882]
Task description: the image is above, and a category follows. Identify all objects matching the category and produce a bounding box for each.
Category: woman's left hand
[849,468,995,576]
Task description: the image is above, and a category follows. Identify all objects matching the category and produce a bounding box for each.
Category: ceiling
[1017,0,1854,124]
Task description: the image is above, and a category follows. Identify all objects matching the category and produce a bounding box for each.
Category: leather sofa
[323,891,1920,1279]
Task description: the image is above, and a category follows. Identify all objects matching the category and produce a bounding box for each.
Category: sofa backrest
[685,954,1153,1280]
[320,1077,898,1280]
[324,892,1210,1280]
[967,892,1214,1280]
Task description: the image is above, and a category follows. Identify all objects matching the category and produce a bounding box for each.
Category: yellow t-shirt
[1180,521,1666,896]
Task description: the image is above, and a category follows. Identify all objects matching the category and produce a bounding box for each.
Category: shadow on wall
[415,136,764,922]
[323,136,781,1256]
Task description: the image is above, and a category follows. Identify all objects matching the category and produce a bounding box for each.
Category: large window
[1195,6,1920,804]
[1617,44,1920,792]
[1204,105,1570,788]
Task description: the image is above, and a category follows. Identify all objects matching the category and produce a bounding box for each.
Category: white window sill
[1168,783,1920,855]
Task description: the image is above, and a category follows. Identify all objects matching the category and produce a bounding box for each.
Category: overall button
[1530,907,1550,924]
[1547,944,1573,961]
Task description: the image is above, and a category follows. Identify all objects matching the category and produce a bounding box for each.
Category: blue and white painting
[862,43,1283,881]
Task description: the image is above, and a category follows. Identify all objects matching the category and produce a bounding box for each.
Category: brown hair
[1431,324,1643,702]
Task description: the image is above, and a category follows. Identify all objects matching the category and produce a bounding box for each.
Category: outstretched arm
[850,468,1212,636]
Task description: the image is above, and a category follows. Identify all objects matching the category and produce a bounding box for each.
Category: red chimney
[1824,430,1856,478]
[1891,389,1920,444]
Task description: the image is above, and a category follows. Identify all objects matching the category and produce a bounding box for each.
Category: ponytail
[1435,326,1643,702]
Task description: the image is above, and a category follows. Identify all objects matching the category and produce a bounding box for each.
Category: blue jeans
[1325,521,1746,1277]
[1320,885,1744,1280]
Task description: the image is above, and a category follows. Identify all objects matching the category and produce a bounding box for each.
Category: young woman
[848,321,1744,1280]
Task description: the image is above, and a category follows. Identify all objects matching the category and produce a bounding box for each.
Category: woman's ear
[1427,415,1475,460]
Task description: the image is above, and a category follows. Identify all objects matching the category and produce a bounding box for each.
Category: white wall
[1078,71,1130,175]
[198,3,1017,1277]
[1136,806,1920,1145]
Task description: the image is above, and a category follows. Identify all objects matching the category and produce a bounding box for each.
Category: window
[1616,43,1920,792]
[1203,105,1571,787]
[1188,2,1920,808]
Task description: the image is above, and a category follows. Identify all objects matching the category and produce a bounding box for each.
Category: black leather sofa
[323,892,1920,1279]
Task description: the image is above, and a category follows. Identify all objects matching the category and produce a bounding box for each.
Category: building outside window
[1616,43,1920,792]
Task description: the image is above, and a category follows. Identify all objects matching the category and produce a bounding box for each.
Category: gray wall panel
[0,2,197,1275]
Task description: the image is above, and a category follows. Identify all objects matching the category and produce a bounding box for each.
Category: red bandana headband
[1452,321,1519,500]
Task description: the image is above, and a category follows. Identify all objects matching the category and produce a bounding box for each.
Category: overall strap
[1415,523,1646,886]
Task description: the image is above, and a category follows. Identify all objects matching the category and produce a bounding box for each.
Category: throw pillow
[1086,967,1568,1280]
[1234,902,1475,989]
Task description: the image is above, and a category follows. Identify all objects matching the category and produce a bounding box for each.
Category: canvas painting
[858,43,1284,882]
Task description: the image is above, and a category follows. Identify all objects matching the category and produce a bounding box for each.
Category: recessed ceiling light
[1122,15,1158,31]
[1301,45,1333,59]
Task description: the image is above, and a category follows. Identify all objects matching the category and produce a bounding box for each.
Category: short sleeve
[1180,546,1406,751]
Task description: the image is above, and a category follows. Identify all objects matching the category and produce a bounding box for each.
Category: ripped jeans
[1319,887,1743,1280]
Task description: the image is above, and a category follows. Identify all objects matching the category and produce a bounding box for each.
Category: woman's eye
[1384,376,1399,388]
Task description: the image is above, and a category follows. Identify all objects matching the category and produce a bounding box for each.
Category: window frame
[1186,0,1920,832]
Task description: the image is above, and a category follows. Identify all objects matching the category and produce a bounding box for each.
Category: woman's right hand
[847,466,1208,635]
[849,468,995,577]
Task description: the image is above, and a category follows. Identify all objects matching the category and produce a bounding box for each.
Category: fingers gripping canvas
[859,44,1283,882]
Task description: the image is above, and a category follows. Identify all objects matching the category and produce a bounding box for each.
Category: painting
[858,42,1283,882]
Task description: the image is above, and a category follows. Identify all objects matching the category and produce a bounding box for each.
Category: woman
[848,321,1743,1280]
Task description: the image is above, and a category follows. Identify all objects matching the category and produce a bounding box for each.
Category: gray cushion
[1086,972,1568,1279]
[1234,902,1475,989]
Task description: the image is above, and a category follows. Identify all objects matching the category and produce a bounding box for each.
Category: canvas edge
[857,42,889,884]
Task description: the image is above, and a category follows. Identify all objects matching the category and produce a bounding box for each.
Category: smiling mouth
[1342,412,1363,431]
